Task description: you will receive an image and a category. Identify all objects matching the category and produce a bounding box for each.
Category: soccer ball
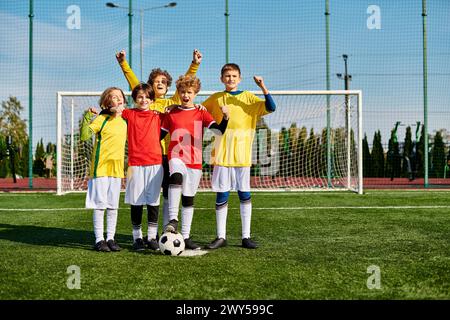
[159,232,185,256]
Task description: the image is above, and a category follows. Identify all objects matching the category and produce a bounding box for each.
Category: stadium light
[336,54,352,90]
[106,2,177,81]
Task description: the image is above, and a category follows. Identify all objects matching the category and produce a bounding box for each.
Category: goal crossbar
[57,90,363,195]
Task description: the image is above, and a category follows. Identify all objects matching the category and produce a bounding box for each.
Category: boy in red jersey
[119,83,164,251]
[116,49,203,236]
[160,75,229,250]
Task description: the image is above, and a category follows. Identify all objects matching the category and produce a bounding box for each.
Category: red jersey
[161,106,215,169]
[121,108,163,166]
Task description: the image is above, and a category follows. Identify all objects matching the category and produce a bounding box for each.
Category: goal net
[57,90,362,195]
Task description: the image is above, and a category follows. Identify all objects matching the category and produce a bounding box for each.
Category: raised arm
[116,50,140,90]
[170,49,203,102]
[80,108,97,141]
[253,76,276,112]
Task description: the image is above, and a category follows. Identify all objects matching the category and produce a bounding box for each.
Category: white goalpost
[56,90,362,195]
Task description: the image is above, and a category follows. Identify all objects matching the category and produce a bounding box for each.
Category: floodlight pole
[422,0,429,187]
[325,0,332,187]
[337,55,352,189]
[28,0,34,188]
[140,8,144,81]
[225,0,230,63]
[128,0,133,70]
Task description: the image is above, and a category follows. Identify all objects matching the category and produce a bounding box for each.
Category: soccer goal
[56,90,362,195]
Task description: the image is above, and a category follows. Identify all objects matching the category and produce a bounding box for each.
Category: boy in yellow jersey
[202,63,276,249]
[80,87,128,252]
[115,49,203,240]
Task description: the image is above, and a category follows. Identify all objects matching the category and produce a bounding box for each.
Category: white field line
[1,205,450,212]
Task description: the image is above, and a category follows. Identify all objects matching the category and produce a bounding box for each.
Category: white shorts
[85,177,122,209]
[211,166,251,192]
[169,158,202,197]
[125,165,163,205]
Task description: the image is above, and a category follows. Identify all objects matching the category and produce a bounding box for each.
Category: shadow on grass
[0,223,131,251]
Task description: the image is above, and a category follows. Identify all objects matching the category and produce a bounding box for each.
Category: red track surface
[1,177,450,192]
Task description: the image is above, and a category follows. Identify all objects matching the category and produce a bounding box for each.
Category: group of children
[81,49,276,253]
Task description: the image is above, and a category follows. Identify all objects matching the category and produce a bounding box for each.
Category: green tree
[386,123,401,180]
[371,130,384,177]
[0,97,28,146]
[305,128,320,177]
[33,139,46,177]
[294,126,308,177]
[319,127,328,178]
[288,123,299,177]
[332,127,346,178]
[416,125,426,177]
[0,135,8,178]
[278,127,289,177]
[362,134,371,177]
[431,131,446,178]
[19,138,30,177]
[45,142,57,178]
[402,126,413,178]
[0,97,29,178]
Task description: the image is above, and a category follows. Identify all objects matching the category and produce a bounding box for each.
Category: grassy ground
[0,190,449,300]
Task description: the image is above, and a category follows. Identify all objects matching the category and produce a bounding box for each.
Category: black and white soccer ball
[159,232,185,256]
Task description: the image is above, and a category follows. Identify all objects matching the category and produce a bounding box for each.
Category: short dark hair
[147,68,173,88]
[221,63,241,77]
[131,83,155,102]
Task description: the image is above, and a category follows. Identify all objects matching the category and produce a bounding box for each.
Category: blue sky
[1,0,449,149]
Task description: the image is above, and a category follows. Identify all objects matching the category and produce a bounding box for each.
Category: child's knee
[237,191,251,203]
[216,191,230,207]
[169,172,183,185]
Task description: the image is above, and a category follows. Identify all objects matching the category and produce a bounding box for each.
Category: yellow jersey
[202,91,270,167]
[88,114,127,178]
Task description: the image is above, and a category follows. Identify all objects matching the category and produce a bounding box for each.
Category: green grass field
[0,190,449,300]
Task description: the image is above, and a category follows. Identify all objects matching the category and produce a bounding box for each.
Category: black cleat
[242,238,258,249]
[106,239,121,252]
[147,238,160,251]
[164,219,178,233]
[205,237,227,250]
[94,240,111,252]
[184,238,201,250]
[132,238,146,251]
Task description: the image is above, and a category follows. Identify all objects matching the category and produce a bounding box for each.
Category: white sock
[168,185,182,222]
[216,203,228,239]
[148,222,158,240]
[106,208,118,241]
[181,206,194,239]
[240,200,252,239]
[93,209,105,243]
[162,197,169,227]
[132,227,143,241]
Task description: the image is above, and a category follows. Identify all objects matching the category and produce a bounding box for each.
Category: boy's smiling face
[152,75,169,98]
[221,69,241,92]
[134,90,152,110]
